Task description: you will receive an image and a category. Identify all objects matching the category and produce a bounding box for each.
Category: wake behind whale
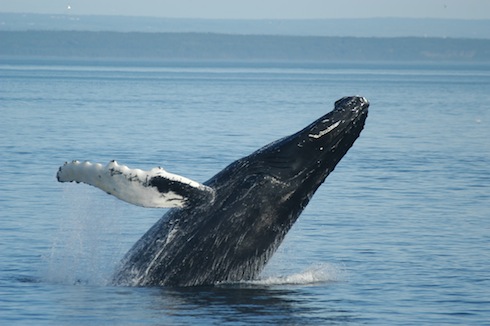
[57,96,369,287]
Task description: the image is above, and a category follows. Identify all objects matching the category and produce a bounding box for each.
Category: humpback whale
[57,96,369,287]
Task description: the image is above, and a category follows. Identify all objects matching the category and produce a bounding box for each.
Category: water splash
[42,187,126,286]
[242,263,346,286]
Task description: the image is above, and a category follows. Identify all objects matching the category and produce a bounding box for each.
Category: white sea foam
[242,263,345,286]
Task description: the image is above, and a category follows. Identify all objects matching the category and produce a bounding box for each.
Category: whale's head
[198,96,368,283]
[208,95,368,221]
[243,95,369,219]
[267,95,369,188]
[232,96,369,195]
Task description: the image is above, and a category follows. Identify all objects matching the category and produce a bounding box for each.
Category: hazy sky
[1,0,490,20]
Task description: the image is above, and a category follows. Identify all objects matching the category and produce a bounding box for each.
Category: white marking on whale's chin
[308,121,341,139]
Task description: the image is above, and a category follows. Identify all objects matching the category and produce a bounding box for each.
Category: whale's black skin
[112,96,369,287]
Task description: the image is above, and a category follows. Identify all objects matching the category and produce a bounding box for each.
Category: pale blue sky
[1,0,489,19]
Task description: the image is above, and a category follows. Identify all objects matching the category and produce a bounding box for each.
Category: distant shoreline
[1,13,489,39]
[1,30,490,64]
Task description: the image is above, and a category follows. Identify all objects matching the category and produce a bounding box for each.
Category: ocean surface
[1,59,489,325]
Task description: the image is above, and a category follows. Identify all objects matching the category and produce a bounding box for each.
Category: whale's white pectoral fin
[57,160,214,208]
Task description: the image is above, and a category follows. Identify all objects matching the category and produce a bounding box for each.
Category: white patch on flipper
[57,160,213,208]
[308,121,341,139]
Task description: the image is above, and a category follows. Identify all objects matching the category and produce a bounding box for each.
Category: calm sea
[1,59,489,325]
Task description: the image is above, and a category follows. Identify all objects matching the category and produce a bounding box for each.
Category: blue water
[1,60,490,325]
